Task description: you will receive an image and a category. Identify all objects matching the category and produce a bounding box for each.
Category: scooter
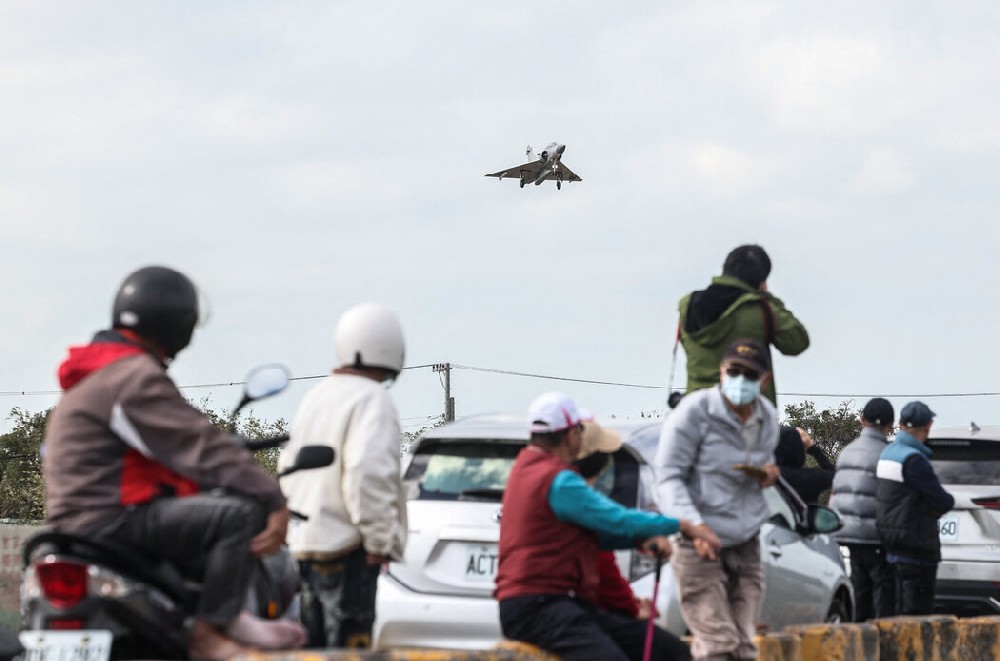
[19,365,333,660]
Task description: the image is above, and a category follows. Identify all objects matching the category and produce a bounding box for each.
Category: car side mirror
[807,504,843,534]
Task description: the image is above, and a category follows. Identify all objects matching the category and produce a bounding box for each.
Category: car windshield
[403,439,522,501]
[929,438,1000,485]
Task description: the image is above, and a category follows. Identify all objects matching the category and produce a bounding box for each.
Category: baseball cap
[578,420,623,459]
[722,338,770,373]
[900,401,935,428]
[862,398,894,427]
[528,391,584,434]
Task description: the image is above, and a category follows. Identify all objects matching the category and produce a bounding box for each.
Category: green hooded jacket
[678,274,809,405]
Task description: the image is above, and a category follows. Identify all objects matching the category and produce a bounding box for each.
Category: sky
[2,2,1000,436]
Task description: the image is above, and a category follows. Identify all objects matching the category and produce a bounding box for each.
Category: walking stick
[642,546,664,661]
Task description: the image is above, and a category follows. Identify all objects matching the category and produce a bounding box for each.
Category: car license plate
[19,631,112,661]
[464,543,498,582]
[938,512,959,542]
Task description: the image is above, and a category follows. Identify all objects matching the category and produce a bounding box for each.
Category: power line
[4,361,1000,400]
[451,364,663,389]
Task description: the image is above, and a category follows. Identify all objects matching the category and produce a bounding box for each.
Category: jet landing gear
[556,180,562,190]
[519,177,525,189]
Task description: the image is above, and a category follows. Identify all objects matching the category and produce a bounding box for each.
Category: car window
[403,440,522,501]
[764,486,797,529]
[401,438,641,506]
[929,438,1000,485]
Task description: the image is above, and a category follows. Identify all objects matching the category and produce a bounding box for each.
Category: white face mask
[721,374,761,406]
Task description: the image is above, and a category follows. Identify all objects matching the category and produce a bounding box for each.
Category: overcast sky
[2,2,999,435]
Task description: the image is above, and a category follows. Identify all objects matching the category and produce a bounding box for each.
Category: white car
[373,415,853,649]
[927,425,1000,615]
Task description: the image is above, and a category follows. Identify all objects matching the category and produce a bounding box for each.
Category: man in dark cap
[876,401,954,615]
[656,339,779,660]
[829,398,897,620]
[677,244,809,405]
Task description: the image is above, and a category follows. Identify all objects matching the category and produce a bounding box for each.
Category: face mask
[721,374,761,406]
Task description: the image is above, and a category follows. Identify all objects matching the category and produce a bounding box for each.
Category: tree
[0,400,289,524]
[400,416,447,456]
[782,400,862,464]
[195,397,288,474]
[0,408,49,522]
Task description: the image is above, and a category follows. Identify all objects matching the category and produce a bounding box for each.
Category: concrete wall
[0,524,41,630]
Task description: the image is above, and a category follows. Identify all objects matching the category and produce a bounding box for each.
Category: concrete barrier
[236,645,556,661]
[755,632,800,661]
[873,615,960,661]
[227,617,1000,661]
[784,622,878,661]
[957,616,1000,660]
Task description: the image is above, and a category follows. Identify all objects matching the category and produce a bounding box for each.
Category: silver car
[927,425,1000,615]
[373,415,853,649]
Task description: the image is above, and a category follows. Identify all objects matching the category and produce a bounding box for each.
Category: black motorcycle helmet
[112,266,200,358]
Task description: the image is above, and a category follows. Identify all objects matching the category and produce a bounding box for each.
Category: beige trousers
[672,534,764,661]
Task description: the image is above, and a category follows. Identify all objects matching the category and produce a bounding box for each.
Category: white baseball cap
[528,391,584,433]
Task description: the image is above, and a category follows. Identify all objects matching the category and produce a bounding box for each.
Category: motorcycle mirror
[230,365,291,428]
[279,445,335,478]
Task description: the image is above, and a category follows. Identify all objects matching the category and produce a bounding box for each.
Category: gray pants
[98,493,266,627]
[672,535,763,661]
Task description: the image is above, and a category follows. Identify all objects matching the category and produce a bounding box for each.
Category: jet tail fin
[526,145,535,160]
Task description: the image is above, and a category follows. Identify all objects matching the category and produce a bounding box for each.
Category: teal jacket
[678,275,809,405]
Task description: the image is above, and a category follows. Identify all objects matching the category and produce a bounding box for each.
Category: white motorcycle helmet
[335,303,405,375]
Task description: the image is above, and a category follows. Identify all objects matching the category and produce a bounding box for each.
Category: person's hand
[249,506,290,557]
[759,463,780,488]
[797,427,815,449]
[679,521,722,559]
[366,553,391,566]
[636,598,656,620]
[641,536,673,560]
[693,537,719,561]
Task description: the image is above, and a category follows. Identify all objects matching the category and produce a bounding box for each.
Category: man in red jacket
[495,392,719,661]
[43,266,303,660]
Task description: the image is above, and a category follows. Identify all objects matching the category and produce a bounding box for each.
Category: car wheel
[825,593,850,624]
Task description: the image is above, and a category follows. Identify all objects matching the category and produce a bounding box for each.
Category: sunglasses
[725,365,761,382]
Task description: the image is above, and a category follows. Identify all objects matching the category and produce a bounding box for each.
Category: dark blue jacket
[875,431,954,562]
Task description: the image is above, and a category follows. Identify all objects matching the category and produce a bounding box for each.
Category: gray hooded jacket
[655,386,779,547]
[828,426,890,545]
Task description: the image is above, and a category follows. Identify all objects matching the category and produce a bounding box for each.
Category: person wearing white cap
[494,392,719,661]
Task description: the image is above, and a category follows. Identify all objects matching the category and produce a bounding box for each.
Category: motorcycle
[19,365,333,660]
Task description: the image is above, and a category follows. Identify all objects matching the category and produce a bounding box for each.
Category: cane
[642,545,664,661]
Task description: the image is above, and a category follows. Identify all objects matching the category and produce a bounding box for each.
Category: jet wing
[542,162,582,183]
[484,160,542,181]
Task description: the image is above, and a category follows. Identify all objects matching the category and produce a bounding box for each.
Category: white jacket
[280,373,407,560]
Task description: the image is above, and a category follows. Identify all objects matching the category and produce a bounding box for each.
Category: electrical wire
[4,362,1000,400]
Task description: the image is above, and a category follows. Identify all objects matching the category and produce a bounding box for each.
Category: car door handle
[767,541,783,559]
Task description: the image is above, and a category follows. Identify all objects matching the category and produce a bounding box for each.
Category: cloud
[688,142,767,195]
[843,147,916,194]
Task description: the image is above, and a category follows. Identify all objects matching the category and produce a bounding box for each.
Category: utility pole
[433,363,455,422]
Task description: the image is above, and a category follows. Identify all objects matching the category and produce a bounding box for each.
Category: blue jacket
[875,431,954,562]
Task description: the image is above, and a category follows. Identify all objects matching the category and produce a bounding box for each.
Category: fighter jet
[485,143,582,190]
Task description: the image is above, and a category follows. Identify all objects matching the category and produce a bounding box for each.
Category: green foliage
[0,407,50,522]
[195,397,288,474]
[782,400,862,463]
[400,416,446,456]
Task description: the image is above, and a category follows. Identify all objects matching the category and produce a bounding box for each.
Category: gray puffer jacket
[828,427,890,545]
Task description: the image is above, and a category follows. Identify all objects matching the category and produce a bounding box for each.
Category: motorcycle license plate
[19,630,112,661]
